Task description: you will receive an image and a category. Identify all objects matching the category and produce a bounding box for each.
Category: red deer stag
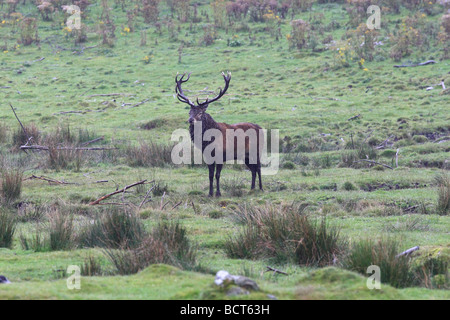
[175,72,263,197]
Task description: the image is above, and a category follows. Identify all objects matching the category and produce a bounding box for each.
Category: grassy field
[0,0,449,300]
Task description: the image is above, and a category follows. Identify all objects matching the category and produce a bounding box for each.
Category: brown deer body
[175,72,263,197]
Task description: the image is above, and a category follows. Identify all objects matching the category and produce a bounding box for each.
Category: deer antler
[175,72,196,108]
[175,72,231,108]
[198,71,231,107]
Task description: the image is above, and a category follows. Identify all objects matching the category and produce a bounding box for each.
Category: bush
[1,168,23,204]
[281,160,296,170]
[435,173,450,215]
[0,209,17,249]
[287,19,309,50]
[105,221,198,275]
[0,124,7,144]
[19,223,49,252]
[125,140,173,167]
[225,203,344,266]
[12,123,40,151]
[81,254,105,276]
[49,210,75,251]
[342,238,414,288]
[79,207,147,249]
[221,176,246,197]
[342,181,357,191]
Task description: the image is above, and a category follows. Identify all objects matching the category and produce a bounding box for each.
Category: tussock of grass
[105,221,197,275]
[226,203,344,266]
[1,167,23,204]
[342,238,414,288]
[79,207,147,249]
[435,172,450,215]
[48,209,75,251]
[0,209,17,249]
[125,140,173,167]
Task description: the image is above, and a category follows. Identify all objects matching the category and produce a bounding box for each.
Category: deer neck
[189,112,219,149]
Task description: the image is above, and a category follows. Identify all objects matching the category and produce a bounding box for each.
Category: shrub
[342,181,357,191]
[411,248,449,289]
[17,203,46,223]
[345,0,372,28]
[12,123,40,151]
[0,209,17,249]
[281,160,296,170]
[19,17,39,46]
[49,210,75,251]
[79,207,147,249]
[142,0,160,23]
[435,173,450,215]
[225,203,344,266]
[389,15,424,61]
[105,221,197,275]
[19,224,49,252]
[208,210,224,219]
[81,254,104,276]
[342,238,414,288]
[413,135,428,143]
[125,140,173,167]
[0,124,7,144]
[221,176,246,197]
[287,19,309,50]
[1,167,23,204]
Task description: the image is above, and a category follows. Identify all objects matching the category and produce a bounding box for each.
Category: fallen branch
[354,159,394,170]
[87,93,134,98]
[394,60,436,68]
[375,135,395,150]
[9,103,30,142]
[94,180,109,184]
[89,179,148,205]
[31,57,45,63]
[308,94,348,102]
[403,205,419,213]
[348,114,361,121]
[80,136,104,146]
[72,45,98,55]
[138,183,156,209]
[171,201,182,210]
[191,201,199,214]
[20,145,116,151]
[24,175,75,185]
[53,110,84,115]
[124,98,150,109]
[265,266,288,276]
[396,246,419,258]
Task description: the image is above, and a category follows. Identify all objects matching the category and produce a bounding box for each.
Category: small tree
[20,17,39,46]
[287,19,309,50]
[142,0,160,23]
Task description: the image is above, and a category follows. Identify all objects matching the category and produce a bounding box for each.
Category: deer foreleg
[208,164,215,197]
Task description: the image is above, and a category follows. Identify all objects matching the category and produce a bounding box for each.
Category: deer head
[175,72,231,124]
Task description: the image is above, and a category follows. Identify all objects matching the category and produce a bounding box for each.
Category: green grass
[0,0,449,300]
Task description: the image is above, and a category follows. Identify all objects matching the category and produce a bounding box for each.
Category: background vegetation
[0,0,449,299]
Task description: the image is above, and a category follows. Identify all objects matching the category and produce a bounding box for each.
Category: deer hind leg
[215,163,223,197]
[245,159,257,190]
[208,164,215,197]
[257,162,263,191]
